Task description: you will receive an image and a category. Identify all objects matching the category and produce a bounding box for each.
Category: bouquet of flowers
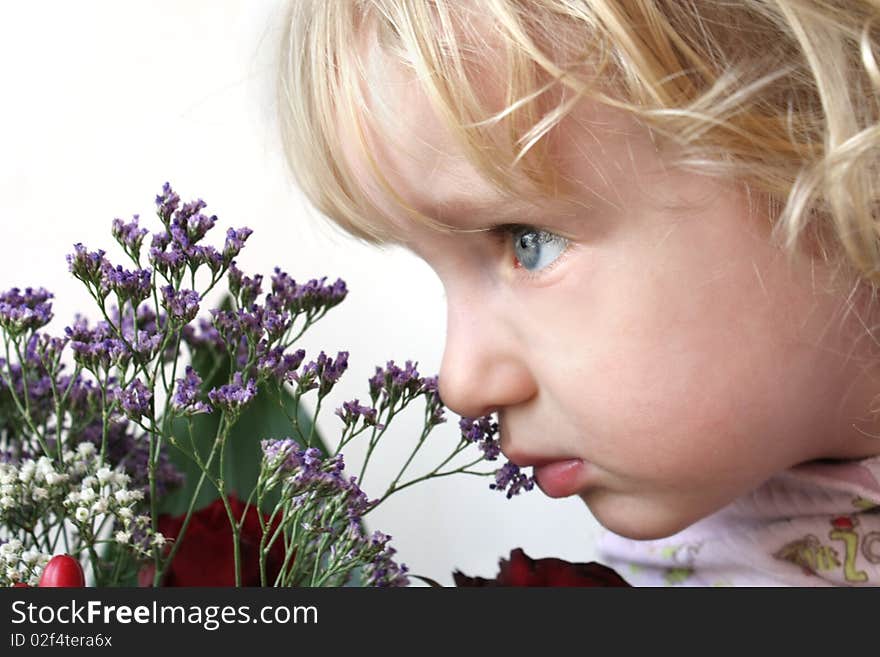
[0,183,537,588]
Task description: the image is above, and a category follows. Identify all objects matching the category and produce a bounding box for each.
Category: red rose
[140,494,286,586]
[453,548,630,587]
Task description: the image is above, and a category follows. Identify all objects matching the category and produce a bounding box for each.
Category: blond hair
[278,0,880,292]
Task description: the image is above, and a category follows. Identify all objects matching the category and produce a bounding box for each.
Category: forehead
[338,28,664,245]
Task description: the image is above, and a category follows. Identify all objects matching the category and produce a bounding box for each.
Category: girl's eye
[507,226,569,274]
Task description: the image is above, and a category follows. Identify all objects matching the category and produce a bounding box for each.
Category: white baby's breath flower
[117,507,133,520]
[0,495,15,509]
[115,530,131,544]
[151,533,167,547]
[0,539,22,559]
[82,475,97,489]
[21,548,40,566]
[96,467,112,485]
[18,462,34,484]
[35,456,53,475]
[76,442,96,458]
[32,487,48,501]
[0,483,14,496]
[0,471,14,486]
[44,471,66,486]
[92,498,108,514]
[79,487,96,504]
[6,566,18,581]
[112,472,129,487]
[75,507,90,523]
[114,490,131,504]
[66,491,81,505]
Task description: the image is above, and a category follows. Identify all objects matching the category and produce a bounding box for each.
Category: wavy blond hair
[278,0,880,296]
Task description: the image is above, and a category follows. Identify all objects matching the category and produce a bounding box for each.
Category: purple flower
[266,269,347,316]
[66,244,109,288]
[256,344,305,382]
[362,531,410,587]
[208,372,257,411]
[172,366,211,414]
[111,215,149,257]
[155,182,181,224]
[210,307,263,345]
[421,375,446,427]
[161,286,200,324]
[169,201,215,249]
[71,338,130,372]
[260,438,373,520]
[223,227,253,262]
[367,360,423,408]
[459,415,502,461]
[0,287,54,334]
[103,266,152,305]
[149,234,187,277]
[292,351,349,397]
[65,318,131,372]
[335,399,383,429]
[191,245,224,274]
[489,462,536,499]
[113,378,153,421]
[26,332,67,371]
[227,262,263,308]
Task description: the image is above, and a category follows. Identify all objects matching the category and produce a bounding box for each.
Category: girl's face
[341,54,880,540]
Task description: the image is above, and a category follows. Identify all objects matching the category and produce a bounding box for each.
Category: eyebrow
[421,194,556,228]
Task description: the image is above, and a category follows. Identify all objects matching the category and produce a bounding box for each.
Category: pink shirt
[596,456,880,586]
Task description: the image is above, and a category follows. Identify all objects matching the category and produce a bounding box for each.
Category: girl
[276,1,880,585]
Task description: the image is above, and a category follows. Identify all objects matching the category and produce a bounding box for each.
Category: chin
[580,493,703,541]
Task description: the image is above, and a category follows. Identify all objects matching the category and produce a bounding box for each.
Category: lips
[533,459,586,498]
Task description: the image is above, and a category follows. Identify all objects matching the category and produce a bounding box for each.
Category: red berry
[38,555,85,588]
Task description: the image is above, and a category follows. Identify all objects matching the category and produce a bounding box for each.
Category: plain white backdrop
[0,1,601,585]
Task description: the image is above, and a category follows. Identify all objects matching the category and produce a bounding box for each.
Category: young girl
[276,1,880,585]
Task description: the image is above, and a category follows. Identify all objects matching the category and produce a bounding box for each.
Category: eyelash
[488,224,572,281]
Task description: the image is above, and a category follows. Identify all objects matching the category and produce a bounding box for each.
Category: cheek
[525,241,832,483]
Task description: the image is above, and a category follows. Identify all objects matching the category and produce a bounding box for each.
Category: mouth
[508,456,586,499]
[528,459,585,498]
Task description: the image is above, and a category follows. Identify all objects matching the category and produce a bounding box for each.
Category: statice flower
[103,265,152,305]
[112,378,152,421]
[223,227,253,263]
[155,181,181,223]
[208,372,257,412]
[66,244,109,289]
[256,343,305,382]
[489,462,536,499]
[335,399,384,429]
[0,287,54,335]
[112,214,149,259]
[460,416,501,460]
[290,351,349,398]
[171,366,211,415]
[361,531,410,587]
[228,262,263,308]
[161,286,200,324]
[148,233,187,278]
[267,269,347,316]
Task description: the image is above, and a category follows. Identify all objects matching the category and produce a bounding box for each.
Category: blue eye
[510,227,569,273]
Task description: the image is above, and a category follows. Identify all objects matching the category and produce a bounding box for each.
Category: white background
[0,1,601,585]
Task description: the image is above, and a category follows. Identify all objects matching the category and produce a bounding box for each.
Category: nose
[437,289,537,419]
